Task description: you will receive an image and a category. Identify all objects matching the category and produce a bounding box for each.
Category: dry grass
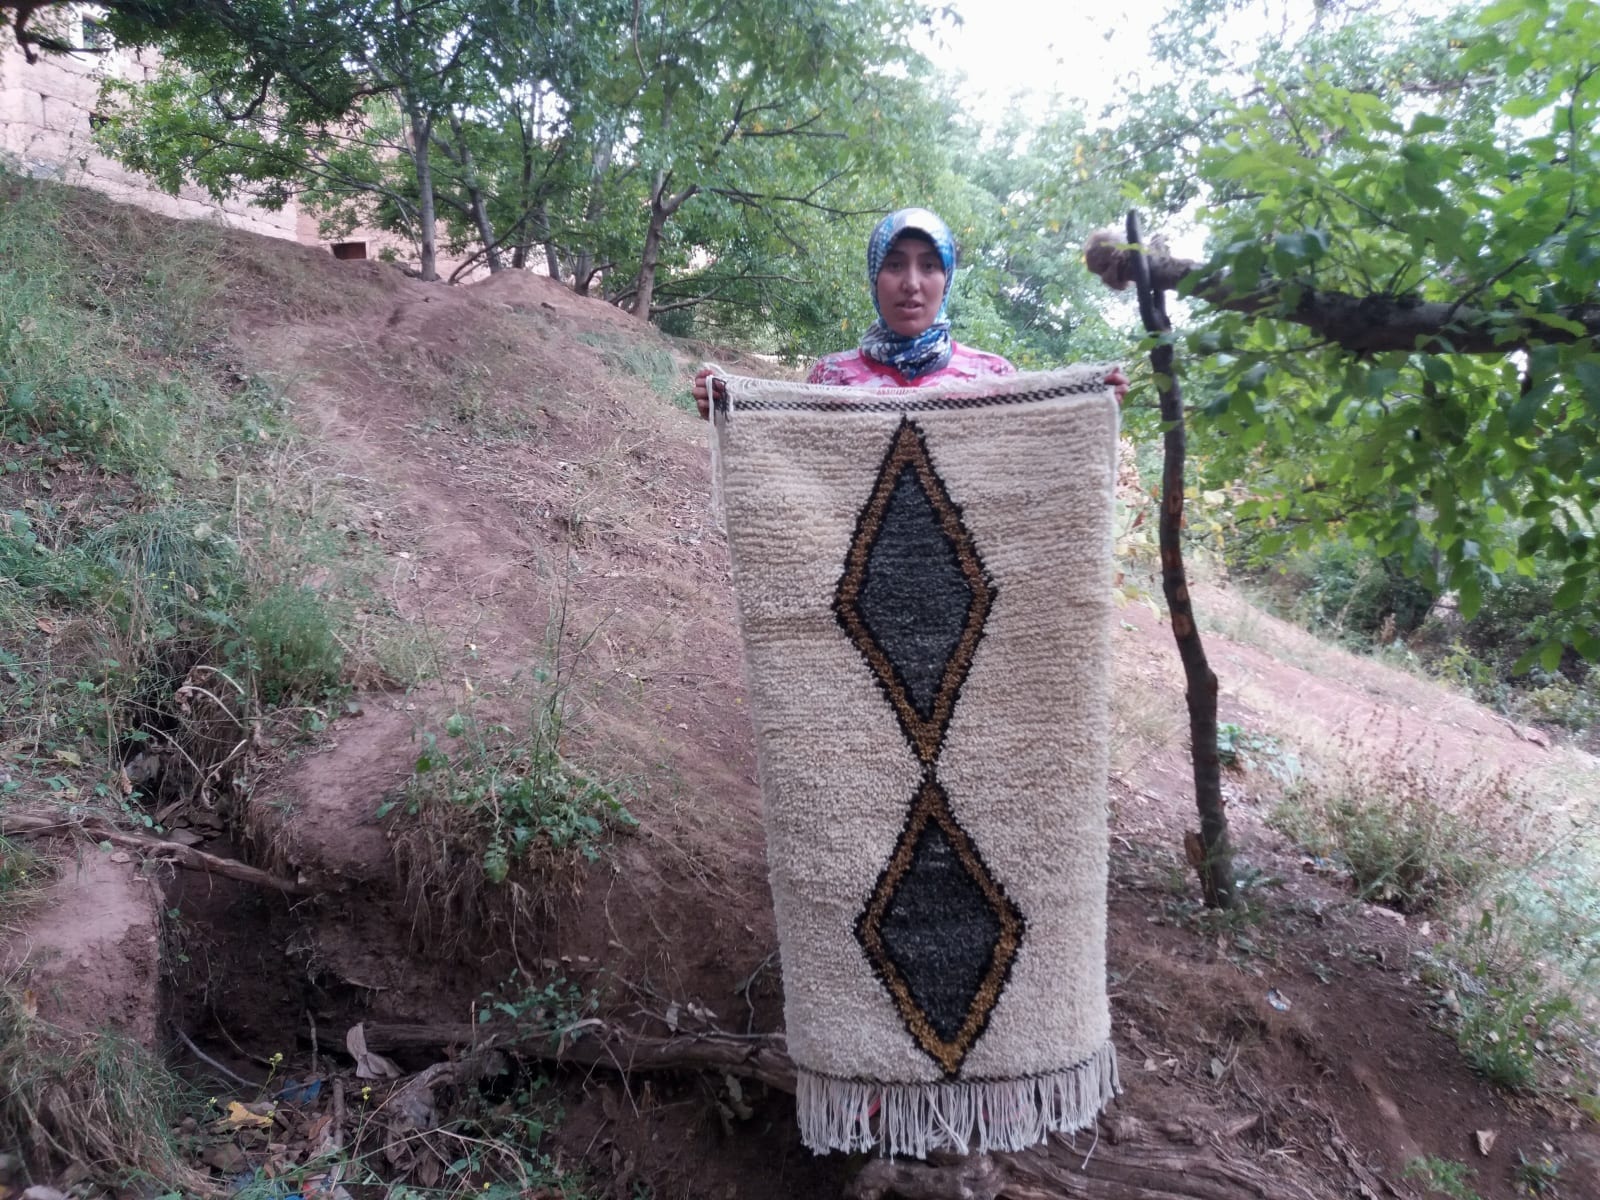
[0,984,209,1190]
[1269,718,1515,913]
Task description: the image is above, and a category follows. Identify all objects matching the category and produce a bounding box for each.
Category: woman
[694,207,1126,414]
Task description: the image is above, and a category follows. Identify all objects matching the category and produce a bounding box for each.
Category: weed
[577,331,685,406]
[223,1067,592,1200]
[1403,1155,1482,1200]
[233,582,344,705]
[1512,1149,1563,1195]
[0,985,205,1189]
[0,836,46,928]
[1216,722,1300,782]
[1440,869,1600,1091]
[1268,723,1504,912]
[391,698,636,952]
[1109,680,1182,775]
[477,972,594,1034]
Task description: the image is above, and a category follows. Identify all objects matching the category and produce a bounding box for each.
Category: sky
[922,0,1175,124]
[920,0,1334,258]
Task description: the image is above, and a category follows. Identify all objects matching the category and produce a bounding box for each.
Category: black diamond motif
[880,820,1002,1044]
[858,467,973,719]
[835,421,994,765]
[856,777,1025,1076]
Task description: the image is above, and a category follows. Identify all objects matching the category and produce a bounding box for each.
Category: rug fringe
[796,1041,1120,1158]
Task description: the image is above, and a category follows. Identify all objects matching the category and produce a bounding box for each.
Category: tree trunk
[572,138,613,295]
[1127,210,1234,909]
[633,173,669,319]
[406,105,438,282]
[450,114,501,274]
[539,200,561,281]
[633,172,699,321]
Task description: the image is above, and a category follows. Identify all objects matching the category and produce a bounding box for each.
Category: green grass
[0,176,366,817]
[1403,1156,1482,1200]
[576,331,686,407]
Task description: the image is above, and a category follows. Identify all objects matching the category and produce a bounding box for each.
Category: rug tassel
[796,1041,1120,1159]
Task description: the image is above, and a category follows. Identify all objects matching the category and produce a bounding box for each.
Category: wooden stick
[2,812,318,897]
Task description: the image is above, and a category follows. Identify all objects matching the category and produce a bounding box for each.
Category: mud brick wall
[0,19,301,240]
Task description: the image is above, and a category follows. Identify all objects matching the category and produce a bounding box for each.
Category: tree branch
[1084,229,1600,355]
[3,812,319,897]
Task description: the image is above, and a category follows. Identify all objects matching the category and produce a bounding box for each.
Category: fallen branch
[1,812,318,897]
[355,1021,1317,1200]
[356,1020,796,1092]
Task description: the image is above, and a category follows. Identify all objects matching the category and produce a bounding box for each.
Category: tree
[96,0,501,281]
[1076,0,1600,902]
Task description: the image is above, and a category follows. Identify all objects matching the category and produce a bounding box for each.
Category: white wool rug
[711,365,1121,1158]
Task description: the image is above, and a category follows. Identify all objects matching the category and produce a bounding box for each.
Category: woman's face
[875,233,947,338]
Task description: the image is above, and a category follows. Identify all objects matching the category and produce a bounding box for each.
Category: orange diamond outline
[855,775,1025,1077]
[833,420,995,766]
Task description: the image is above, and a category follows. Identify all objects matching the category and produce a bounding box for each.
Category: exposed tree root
[1,812,319,897]
[355,1022,1314,1200]
[356,1020,797,1091]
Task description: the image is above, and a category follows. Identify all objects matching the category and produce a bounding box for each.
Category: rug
[711,365,1121,1158]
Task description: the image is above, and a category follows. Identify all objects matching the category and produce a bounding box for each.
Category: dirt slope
[7,196,1598,1199]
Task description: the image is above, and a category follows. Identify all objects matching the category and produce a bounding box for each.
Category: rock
[201,1141,249,1173]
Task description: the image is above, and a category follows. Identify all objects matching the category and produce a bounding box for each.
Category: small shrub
[389,698,637,952]
[1264,537,1437,644]
[1512,676,1599,732]
[1403,1156,1482,1200]
[1269,726,1502,912]
[235,582,343,705]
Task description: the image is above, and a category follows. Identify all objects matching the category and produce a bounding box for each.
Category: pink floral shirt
[805,344,1016,389]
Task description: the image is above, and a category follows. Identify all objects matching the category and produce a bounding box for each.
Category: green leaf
[1458,573,1483,620]
[1574,361,1600,405]
[1541,638,1565,673]
[1553,576,1587,609]
[1502,94,1549,118]
[1508,389,1544,437]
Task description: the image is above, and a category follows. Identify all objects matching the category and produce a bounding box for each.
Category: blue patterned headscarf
[860,207,957,380]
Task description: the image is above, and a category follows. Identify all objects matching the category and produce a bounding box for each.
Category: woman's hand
[1105,367,1130,406]
[692,367,715,420]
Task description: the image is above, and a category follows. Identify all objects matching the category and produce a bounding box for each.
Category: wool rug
[710,365,1121,1158]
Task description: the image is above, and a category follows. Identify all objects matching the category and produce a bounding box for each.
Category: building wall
[0,9,467,280]
[0,16,299,239]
